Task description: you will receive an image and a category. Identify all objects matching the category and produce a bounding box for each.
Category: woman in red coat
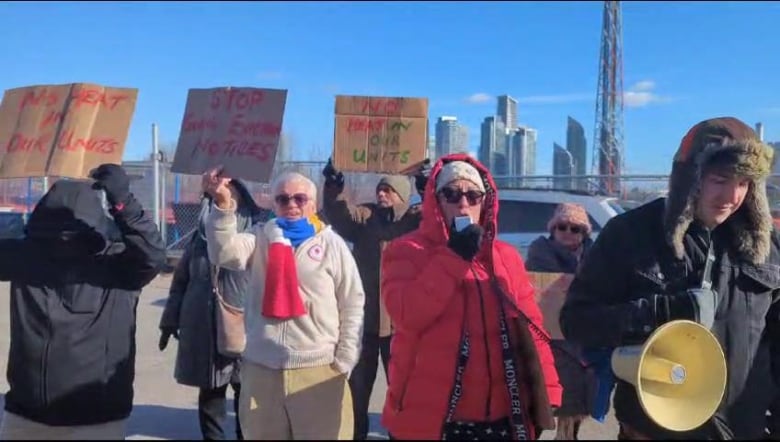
[381,154,562,440]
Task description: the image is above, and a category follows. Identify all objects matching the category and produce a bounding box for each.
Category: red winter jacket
[380,154,562,440]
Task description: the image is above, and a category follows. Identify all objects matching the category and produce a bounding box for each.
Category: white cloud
[517,93,592,105]
[623,80,672,108]
[464,93,493,104]
[256,70,283,80]
[631,80,656,92]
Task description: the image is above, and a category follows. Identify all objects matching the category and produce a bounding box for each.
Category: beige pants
[239,361,354,440]
[0,412,126,440]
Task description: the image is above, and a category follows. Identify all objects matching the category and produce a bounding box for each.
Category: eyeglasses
[438,187,485,206]
[556,224,583,234]
[275,193,309,207]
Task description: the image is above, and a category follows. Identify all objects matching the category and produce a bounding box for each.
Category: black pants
[198,382,243,440]
[348,334,391,440]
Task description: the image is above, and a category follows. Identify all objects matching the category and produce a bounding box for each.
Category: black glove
[624,292,698,341]
[322,158,345,190]
[90,163,131,206]
[447,222,483,262]
[414,159,432,196]
[158,326,179,351]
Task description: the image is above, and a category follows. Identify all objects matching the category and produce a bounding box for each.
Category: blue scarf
[274,217,318,248]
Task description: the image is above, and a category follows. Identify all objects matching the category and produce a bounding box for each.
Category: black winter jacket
[560,198,780,439]
[1,181,166,426]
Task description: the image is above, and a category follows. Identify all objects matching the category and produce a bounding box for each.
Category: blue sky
[2,1,779,175]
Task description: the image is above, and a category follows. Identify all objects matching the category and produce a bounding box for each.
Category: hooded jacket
[0,180,166,426]
[380,153,561,440]
[560,117,780,439]
[323,174,421,337]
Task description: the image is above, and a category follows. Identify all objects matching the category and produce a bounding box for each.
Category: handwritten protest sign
[333,95,428,174]
[171,87,287,183]
[0,83,138,178]
[528,272,575,340]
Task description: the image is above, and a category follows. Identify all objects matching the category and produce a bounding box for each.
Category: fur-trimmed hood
[665,116,775,264]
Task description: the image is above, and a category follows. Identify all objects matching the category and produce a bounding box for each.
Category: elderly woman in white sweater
[202,168,365,440]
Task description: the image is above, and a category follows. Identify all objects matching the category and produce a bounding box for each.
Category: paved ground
[0,277,618,440]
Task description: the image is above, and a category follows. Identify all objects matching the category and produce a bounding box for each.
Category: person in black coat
[0,164,166,439]
[561,117,780,439]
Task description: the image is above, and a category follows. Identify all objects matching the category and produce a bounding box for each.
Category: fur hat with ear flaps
[665,116,775,264]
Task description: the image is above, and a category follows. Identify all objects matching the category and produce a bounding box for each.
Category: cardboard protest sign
[527,272,575,340]
[333,95,428,174]
[0,83,138,178]
[171,87,287,183]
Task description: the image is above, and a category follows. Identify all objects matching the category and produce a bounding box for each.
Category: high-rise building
[770,141,780,174]
[507,126,537,184]
[434,116,469,159]
[553,142,575,190]
[479,116,508,176]
[496,95,518,130]
[566,116,587,177]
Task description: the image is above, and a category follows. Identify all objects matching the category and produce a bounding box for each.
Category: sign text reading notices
[171,87,287,183]
[333,95,428,174]
[0,83,137,178]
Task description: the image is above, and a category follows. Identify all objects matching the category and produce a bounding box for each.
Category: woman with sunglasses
[525,203,594,440]
[201,168,365,440]
[526,203,593,274]
[380,154,561,440]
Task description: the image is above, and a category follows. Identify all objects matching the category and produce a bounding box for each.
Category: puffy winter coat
[380,153,561,440]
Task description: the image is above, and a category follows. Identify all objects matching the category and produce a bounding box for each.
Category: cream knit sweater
[206,202,365,374]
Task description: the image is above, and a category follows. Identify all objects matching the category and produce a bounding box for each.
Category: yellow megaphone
[611,320,727,432]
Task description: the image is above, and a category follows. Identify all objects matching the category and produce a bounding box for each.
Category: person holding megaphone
[560,117,780,440]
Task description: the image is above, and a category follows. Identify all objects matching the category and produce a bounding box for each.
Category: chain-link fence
[4,169,780,251]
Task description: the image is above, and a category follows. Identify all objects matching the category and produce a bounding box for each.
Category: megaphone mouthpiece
[640,356,686,385]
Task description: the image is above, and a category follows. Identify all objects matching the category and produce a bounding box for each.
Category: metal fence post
[173,174,181,242]
[152,124,161,230]
[160,159,167,245]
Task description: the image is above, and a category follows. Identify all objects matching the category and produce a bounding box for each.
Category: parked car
[0,211,25,239]
[496,188,624,258]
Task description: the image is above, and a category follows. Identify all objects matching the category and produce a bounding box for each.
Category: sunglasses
[275,193,309,207]
[556,224,583,234]
[438,187,485,206]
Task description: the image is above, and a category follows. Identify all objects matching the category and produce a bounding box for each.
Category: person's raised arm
[202,168,257,271]
[92,164,166,289]
[321,158,372,242]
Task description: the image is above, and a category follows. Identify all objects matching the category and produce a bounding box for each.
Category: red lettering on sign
[196,139,275,163]
[347,117,386,133]
[5,133,51,153]
[182,113,218,133]
[57,130,117,154]
[210,89,265,112]
[40,111,64,130]
[228,114,282,138]
[361,99,400,115]
[70,88,129,110]
[19,89,59,110]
